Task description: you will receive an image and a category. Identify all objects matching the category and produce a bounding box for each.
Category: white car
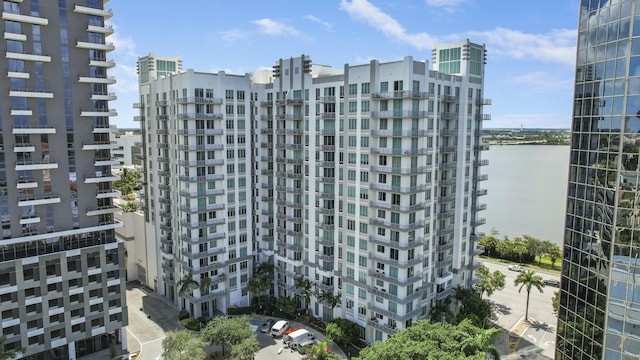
[508,265,524,272]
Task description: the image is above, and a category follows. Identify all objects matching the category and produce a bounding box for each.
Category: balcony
[2,11,48,25]
[18,193,61,207]
[82,141,117,151]
[179,203,225,213]
[74,5,113,19]
[84,173,119,184]
[369,165,426,175]
[368,235,424,251]
[15,160,58,171]
[91,92,117,101]
[180,218,225,229]
[9,88,53,98]
[13,143,35,152]
[372,91,427,100]
[369,201,427,213]
[369,218,424,232]
[368,252,422,268]
[370,148,428,156]
[371,129,428,137]
[476,98,492,106]
[96,189,121,199]
[176,129,224,136]
[87,24,114,35]
[76,40,115,52]
[176,144,224,152]
[86,205,119,216]
[80,107,117,117]
[4,31,26,42]
[369,183,427,194]
[19,214,40,225]
[79,75,116,84]
[17,178,38,189]
[371,110,427,119]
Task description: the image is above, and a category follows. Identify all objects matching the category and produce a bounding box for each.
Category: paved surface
[483,260,559,359]
[120,282,347,360]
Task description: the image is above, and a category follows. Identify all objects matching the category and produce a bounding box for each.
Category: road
[482,260,559,359]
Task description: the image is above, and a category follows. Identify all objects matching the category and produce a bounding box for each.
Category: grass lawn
[480,255,561,275]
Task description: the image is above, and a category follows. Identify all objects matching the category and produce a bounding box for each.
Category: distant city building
[0,1,127,358]
[557,1,640,359]
[110,131,142,168]
[135,39,490,343]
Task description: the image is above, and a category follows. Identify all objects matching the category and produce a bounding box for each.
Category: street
[482,260,559,359]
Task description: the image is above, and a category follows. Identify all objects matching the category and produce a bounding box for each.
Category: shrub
[227,306,252,316]
[178,310,190,321]
[181,318,201,331]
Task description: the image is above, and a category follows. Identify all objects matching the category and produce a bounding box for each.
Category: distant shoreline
[486,141,570,145]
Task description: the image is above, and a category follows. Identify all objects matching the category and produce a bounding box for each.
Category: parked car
[260,319,275,333]
[544,279,560,287]
[270,320,290,337]
[508,265,524,272]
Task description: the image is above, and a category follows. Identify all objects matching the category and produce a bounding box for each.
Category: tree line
[479,232,562,268]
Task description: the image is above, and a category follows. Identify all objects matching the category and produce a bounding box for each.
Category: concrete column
[120,327,128,353]
[68,341,76,360]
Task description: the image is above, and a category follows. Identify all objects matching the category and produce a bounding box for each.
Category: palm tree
[177,271,198,297]
[246,274,269,307]
[0,335,25,360]
[294,275,313,315]
[303,339,341,360]
[199,276,212,295]
[317,291,341,308]
[514,270,545,321]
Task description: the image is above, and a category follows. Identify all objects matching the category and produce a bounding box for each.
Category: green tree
[161,330,207,360]
[356,319,501,360]
[113,168,142,197]
[230,336,260,360]
[495,238,512,260]
[276,295,297,315]
[457,321,502,359]
[202,316,255,357]
[199,276,212,295]
[326,318,360,346]
[303,339,341,360]
[551,291,559,315]
[546,243,562,269]
[514,270,545,321]
[294,275,313,315]
[523,235,544,264]
[246,274,269,307]
[454,287,492,328]
[0,335,25,360]
[317,290,341,309]
[479,235,499,258]
[177,270,198,297]
[513,237,528,264]
[475,266,506,298]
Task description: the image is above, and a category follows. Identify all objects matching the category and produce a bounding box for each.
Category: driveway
[482,260,559,359]
[125,282,181,360]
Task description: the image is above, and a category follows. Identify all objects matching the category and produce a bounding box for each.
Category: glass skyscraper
[557,1,640,359]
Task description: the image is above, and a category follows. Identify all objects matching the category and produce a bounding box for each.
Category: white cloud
[509,71,574,92]
[304,15,332,29]
[108,24,137,59]
[339,0,437,50]
[253,18,301,37]
[425,0,466,12]
[466,27,576,66]
[220,29,249,42]
[340,0,576,66]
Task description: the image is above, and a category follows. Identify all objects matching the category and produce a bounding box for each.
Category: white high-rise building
[0,0,127,358]
[137,39,489,343]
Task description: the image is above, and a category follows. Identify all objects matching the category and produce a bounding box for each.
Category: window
[358,288,367,299]
[361,83,370,94]
[348,84,358,95]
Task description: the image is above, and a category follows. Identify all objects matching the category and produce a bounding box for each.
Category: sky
[106,0,580,129]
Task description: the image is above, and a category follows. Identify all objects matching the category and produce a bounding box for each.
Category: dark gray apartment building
[0,1,127,358]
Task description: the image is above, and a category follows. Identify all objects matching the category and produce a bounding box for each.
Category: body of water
[477,145,570,246]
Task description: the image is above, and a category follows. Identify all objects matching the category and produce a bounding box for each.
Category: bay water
[476,145,570,246]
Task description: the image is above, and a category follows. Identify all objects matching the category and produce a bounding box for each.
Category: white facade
[137,40,489,343]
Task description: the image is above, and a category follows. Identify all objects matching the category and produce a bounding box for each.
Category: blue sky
[107,0,579,129]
